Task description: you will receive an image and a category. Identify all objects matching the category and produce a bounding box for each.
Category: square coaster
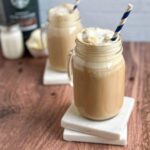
[43,60,70,85]
[63,127,127,146]
[61,96,134,140]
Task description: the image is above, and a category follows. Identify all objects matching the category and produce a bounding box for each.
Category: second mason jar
[47,3,82,72]
[69,28,125,120]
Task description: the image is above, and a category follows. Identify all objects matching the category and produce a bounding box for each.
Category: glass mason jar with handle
[47,3,82,72]
[68,28,125,120]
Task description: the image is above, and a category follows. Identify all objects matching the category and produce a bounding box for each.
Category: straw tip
[128,3,134,9]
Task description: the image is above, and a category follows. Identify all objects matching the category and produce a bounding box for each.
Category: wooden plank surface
[0,42,149,150]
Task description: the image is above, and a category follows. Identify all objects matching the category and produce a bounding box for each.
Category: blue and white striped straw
[111,3,133,41]
[71,0,80,13]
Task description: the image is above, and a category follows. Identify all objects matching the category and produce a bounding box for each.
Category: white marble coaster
[43,60,70,85]
[63,127,127,146]
[61,96,134,140]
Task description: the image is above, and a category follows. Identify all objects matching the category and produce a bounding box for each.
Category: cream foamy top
[77,28,118,46]
[48,3,80,23]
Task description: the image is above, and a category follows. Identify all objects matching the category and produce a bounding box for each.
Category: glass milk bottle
[47,3,82,72]
[69,28,125,120]
[0,24,24,59]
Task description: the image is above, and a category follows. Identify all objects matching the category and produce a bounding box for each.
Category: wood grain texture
[0,42,149,150]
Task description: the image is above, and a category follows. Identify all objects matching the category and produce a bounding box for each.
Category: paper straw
[111,3,133,41]
[71,0,80,13]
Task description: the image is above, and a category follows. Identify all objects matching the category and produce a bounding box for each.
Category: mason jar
[69,32,125,120]
[47,4,82,72]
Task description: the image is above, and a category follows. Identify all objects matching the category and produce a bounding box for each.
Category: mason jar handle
[68,49,75,87]
[40,22,48,50]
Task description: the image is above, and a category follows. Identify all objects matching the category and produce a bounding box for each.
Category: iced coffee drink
[47,3,82,72]
[71,28,125,120]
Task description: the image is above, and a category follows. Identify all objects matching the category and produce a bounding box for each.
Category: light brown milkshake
[71,28,125,120]
[47,3,82,72]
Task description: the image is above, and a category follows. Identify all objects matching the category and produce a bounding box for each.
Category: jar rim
[48,15,81,27]
[1,24,20,32]
[75,35,123,62]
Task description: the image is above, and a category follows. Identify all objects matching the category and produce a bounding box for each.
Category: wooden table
[0,42,149,150]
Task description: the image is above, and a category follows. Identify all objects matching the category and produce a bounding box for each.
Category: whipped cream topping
[77,28,117,46]
[49,3,79,21]
[51,5,71,15]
